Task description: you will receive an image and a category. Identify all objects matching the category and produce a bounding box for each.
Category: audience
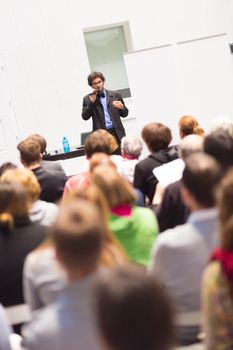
[1,168,58,226]
[151,153,222,345]
[17,139,67,203]
[202,168,233,350]
[22,199,104,350]
[178,115,205,138]
[134,122,178,204]
[119,136,143,183]
[92,165,158,266]
[95,265,175,350]
[154,134,204,232]
[204,130,233,171]
[27,133,66,175]
[0,182,46,333]
[0,113,232,349]
[63,129,115,196]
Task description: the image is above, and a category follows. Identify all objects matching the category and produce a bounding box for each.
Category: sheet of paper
[152,158,185,187]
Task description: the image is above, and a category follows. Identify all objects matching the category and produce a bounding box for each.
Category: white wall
[0,0,232,156]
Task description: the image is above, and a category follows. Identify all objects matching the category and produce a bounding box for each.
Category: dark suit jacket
[82,89,128,141]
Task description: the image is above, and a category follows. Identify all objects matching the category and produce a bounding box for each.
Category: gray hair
[121,136,143,158]
[179,134,204,160]
[210,116,233,138]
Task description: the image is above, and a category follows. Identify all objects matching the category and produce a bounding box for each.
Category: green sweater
[109,206,158,267]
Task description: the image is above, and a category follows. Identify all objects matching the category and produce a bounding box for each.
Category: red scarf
[211,248,233,281]
[111,204,132,217]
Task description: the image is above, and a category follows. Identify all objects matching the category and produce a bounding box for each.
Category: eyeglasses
[92,79,103,86]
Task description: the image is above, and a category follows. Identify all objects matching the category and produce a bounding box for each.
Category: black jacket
[82,89,128,141]
[134,146,179,203]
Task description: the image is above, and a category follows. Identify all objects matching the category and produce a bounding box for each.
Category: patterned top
[202,261,233,350]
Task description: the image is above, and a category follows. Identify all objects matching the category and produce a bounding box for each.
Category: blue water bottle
[62,136,70,153]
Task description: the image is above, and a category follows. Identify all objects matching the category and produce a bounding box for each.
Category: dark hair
[182,153,222,207]
[17,139,41,165]
[27,134,47,154]
[84,130,112,158]
[87,72,105,87]
[0,162,17,177]
[204,130,233,171]
[95,265,174,350]
[51,199,103,270]
[142,123,172,152]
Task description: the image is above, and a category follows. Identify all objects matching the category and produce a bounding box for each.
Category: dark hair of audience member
[84,130,112,159]
[142,123,172,153]
[92,165,137,208]
[87,71,105,87]
[17,139,41,165]
[69,184,127,266]
[0,162,17,177]
[182,153,222,207]
[51,199,103,273]
[27,134,47,154]
[95,265,175,350]
[0,182,30,233]
[179,115,204,139]
[204,130,233,171]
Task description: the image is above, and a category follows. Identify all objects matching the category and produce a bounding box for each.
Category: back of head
[182,153,222,207]
[179,115,204,138]
[204,130,233,170]
[1,168,41,202]
[92,165,136,208]
[142,123,172,153]
[27,134,47,154]
[179,134,204,160]
[210,116,233,138]
[89,153,116,173]
[51,199,103,272]
[85,130,112,159]
[95,265,174,350]
[0,162,17,177]
[17,139,41,165]
[121,136,143,158]
[87,71,105,87]
[0,182,30,232]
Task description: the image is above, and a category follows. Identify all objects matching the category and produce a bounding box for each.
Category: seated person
[22,199,105,350]
[119,135,143,184]
[17,139,67,203]
[150,153,222,345]
[92,165,158,267]
[134,122,178,204]
[95,265,174,350]
[202,169,233,350]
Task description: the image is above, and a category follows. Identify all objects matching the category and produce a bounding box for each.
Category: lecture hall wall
[0,0,233,156]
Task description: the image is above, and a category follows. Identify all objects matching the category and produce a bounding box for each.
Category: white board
[124,34,233,144]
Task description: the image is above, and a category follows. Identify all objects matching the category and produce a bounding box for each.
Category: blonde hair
[66,184,127,266]
[1,168,41,202]
[89,153,116,173]
[0,183,30,232]
[179,115,204,138]
[92,165,136,207]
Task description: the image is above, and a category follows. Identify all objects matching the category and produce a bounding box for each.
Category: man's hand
[112,100,124,109]
[89,91,97,103]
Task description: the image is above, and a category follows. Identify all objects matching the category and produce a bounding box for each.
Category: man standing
[82,72,128,146]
